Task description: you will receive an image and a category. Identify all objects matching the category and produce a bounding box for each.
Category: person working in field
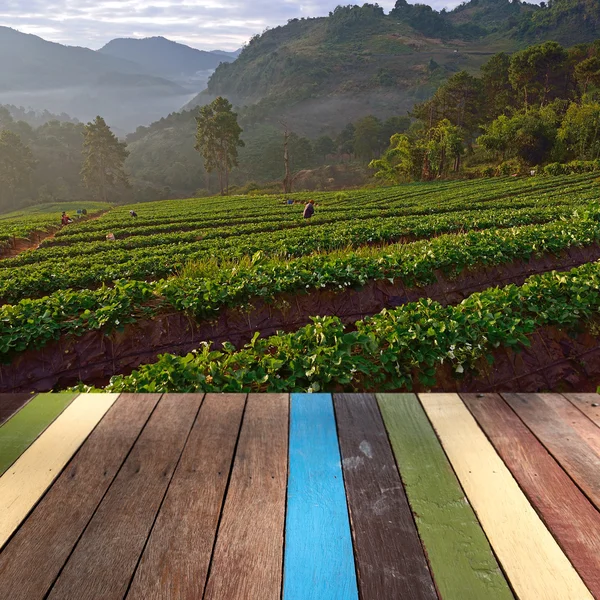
[130,210,138,218]
[303,199,315,220]
[61,212,73,225]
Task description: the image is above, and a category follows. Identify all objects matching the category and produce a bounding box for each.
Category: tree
[380,116,411,147]
[195,97,244,196]
[353,115,382,163]
[478,109,557,165]
[509,42,570,109]
[425,119,464,177]
[0,130,36,209]
[81,116,129,202]
[336,123,355,157]
[314,135,337,162]
[481,53,514,119]
[369,134,413,184]
[575,57,600,95]
[558,101,600,160]
[412,71,483,143]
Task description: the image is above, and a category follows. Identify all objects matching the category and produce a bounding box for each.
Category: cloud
[0,0,470,51]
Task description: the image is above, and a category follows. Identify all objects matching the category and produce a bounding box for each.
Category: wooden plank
[126,394,246,600]
[463,393,600,598]
[283,393,358,600]
[537,394,600,456]
[0,393,161,600]
[47,393,202,600]
[0,392,77,476]
[378,393,514,600]
[420,393,594,600]
[564,393,600,427]
[0,393,119,550]
[333,393,437,600]
[503,393,600,510]
[203,394,288,600]
[0,394,35,426]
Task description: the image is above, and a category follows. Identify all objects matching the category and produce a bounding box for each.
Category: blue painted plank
[283,393,359,600]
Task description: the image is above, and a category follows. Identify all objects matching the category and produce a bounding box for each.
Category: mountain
[210,49,243,60]
[98,37,238,87]
[184,0,599,136]
[0,27,194,133]
[184,1,535,136]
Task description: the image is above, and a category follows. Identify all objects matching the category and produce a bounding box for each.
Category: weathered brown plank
[0,394,35,426]
[538,394,600,456]
[47,393,203,600]
[333,393,437,600]
[126,394,246,600]
[203,393,288,600]
[564,393,600,428]
[503,393,600,511]
[463,393,600,598]
[0,393,160,600]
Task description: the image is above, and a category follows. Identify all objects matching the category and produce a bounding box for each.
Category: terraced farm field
[3,174,600,393]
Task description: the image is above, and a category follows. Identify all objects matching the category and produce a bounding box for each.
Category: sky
[0,0,467,51]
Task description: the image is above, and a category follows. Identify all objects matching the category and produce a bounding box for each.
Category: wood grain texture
[0,394,35,426]
[420,393,594,600]
[537,394,600,456]
[463,393,600,599]
[334,393,437,600]
[126,394,246,600]
[0,393,119,550]
[503,393,600,510]
[0,392,77,475]
[204,394,288,600]
[283,393,358,600]
[564,393,600,427]
[0,393,160,600]
[47,393,202,600]
[378,393,514,600]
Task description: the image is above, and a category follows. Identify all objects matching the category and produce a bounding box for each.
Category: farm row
[1,179,599,302]
[3,174,600,392]
[92,258,600,393]
[0,202,109,252]
[3,210,600,360]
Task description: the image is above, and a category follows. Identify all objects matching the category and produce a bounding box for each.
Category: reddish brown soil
[2,244,600,393]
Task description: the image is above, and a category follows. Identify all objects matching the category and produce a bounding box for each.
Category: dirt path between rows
[0,210,111,259]
[3,244,600,393]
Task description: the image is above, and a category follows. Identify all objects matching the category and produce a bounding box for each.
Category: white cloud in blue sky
[0,0,468,51]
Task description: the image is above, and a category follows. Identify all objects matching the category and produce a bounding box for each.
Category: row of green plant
[85,258,600,393]
[0,199,588,302]
[0,203,109,243]
[5,196,584,269]
[40,173,594,244]
[3,207,600,360]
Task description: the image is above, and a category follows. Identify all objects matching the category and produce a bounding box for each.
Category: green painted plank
[377,394,514,600]
[0,393,79,476]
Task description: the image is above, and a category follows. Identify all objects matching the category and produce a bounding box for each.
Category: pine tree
[81,116,129,202]
[195,97,244,196]
[0,130,36,210]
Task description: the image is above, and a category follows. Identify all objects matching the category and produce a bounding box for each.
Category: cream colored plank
[0,394,119,550]
[419,393,594,600]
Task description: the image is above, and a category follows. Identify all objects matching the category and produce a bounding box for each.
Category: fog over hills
[0,27,238,133]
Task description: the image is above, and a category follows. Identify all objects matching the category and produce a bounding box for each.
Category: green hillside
[184,0,599,135]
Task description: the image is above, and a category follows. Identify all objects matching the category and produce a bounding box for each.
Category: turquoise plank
[283,393,359,600]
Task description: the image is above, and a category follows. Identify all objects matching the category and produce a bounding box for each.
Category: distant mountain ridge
[98,37,238,80]
[0,27,239,132]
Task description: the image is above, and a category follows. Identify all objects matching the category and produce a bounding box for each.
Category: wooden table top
[0,392,598,600]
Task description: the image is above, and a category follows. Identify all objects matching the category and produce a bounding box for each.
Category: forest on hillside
[3,1,600,210]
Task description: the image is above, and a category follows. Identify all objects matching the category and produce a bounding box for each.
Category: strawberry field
[3,175,600,393]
